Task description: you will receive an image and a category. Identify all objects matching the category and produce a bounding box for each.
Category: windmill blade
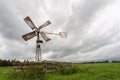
[40,32,51,42]
[39,20,51,30]
[22,31,36,41]
[59,32,67,38]
[24,16,36,30]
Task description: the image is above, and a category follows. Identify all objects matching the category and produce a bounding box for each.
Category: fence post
[43,60,47,75]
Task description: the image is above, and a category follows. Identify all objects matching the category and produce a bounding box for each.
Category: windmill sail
[22,31,36,41]
[39,20,51,30]
[24,16,36,30]
[40,32,51,42]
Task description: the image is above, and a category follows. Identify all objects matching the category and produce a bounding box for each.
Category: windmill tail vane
[44,32,67,38]
[22,16,67,62]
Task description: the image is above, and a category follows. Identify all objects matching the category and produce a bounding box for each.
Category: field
[0,66,13,80]
[0,63,120,80]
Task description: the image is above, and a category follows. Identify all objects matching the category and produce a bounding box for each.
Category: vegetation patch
[9,66,46,80]
[1,63,120,80]
[57,65,79,75]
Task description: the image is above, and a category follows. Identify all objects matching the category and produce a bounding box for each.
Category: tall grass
[57,65,79,75]
[8,65,79,80]
[8,66,46,80]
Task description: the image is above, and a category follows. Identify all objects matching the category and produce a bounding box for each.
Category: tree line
[0,59,120,66]
[79,60,120,64]
[0,59,20,66]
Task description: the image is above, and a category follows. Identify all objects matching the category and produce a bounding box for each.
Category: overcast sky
[0,0,120,62]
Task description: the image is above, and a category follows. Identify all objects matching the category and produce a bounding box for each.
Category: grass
[0,66,13,80]
[0,63,120,80]
[47,63,120,80]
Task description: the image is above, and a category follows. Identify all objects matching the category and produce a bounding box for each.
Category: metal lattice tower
[22,16,67,62]
[35,32,42,61]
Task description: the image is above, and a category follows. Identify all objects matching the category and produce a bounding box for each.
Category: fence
[13,60,72,73]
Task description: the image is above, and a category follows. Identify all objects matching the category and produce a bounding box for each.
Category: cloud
[0,0,120,62]
[59,0,120,62]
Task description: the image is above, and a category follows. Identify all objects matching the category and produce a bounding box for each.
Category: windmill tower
[22,16,67,62]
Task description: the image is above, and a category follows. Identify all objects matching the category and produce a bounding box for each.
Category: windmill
[22,16,67,62]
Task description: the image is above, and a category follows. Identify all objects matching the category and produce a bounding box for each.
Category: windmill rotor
[22,16,67,62]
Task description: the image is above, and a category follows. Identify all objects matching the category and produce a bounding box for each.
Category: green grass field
[0,66,13,80]
[0,63,120,80]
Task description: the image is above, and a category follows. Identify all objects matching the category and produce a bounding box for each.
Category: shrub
[57,66,79,75]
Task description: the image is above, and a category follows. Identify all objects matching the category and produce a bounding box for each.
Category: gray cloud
[0,0,120,62]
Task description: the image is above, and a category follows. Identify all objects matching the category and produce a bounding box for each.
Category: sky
[0,0,120,62]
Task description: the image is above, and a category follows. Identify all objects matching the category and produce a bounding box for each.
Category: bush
[57,66,79,75]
